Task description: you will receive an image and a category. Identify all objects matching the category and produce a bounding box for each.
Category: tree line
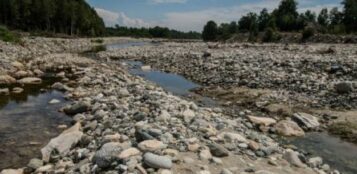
[202,0,357,41]
[106,25,201,40]
[0,0,105,36]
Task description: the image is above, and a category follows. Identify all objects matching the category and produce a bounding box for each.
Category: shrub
[0,26,22,43]
[302,26,315,41]
[263,27,281,42]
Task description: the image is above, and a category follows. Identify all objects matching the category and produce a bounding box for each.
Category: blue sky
[87,0,342,32]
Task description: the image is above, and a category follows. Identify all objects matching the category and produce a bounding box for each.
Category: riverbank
[0,37,350,174]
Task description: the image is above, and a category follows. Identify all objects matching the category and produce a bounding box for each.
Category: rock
[35,164,53,173]
[283,150,305,168]
[0,169,23,174]
[208,143,229,157]
[308,157,323,168]
[220,169,233,174]
[63,102,90,115]
[143,153,172,169]
[335,82,353,94]
[217,132,247,143]
[52,82,73,91]
[248,116,276,126]
[41,123,83,162]
[248,140,260,151]
[14,71,28,78]
[0,88,9,95]
[12,87,23,94]
[141,65,151,71]
[93,142,122,168]
[33,69,44,77]
[103,133,121,143]
[27,158,43,170]
[138,140,166,152]
[182,109,195,123]
[274,120,305,137]
[118,148,141,159]
[11,61,25,70]
[0,75,16,84]
[292,113,320,130]
[17,77,42,84]
[199,148,212,160]
[49,99,61,104]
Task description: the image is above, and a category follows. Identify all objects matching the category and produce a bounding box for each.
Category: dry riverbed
[0,37,354,174]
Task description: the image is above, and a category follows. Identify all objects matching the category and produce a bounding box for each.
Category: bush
[263,28,281,42]
[0,26,22,43]
[302,26,315,41]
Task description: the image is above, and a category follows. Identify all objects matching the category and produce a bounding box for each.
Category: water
[0,76,71,169]
[285,132,357,174]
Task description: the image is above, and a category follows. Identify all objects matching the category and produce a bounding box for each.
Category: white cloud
[95,0,341,32]
[149,0,187,4]
[95,8,153,28]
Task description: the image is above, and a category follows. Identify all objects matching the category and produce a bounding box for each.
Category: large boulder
[275,120,305,137]
[41,123,83,162]
[0,75,16,84]
[292,113,320,130]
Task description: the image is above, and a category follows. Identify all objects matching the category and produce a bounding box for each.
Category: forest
[106,25,201,40]
[0,0,105,36]
[202,0,357,41]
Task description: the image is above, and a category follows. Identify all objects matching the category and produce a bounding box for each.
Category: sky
[86,0,342,32]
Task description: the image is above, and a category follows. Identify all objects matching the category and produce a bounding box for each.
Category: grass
[0,26,22,43]
[328,122,357,144]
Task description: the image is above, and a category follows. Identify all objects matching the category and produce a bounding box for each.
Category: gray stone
[93,142,122,168]
[27,158,43,169]
[283,150,305,168]
[292,113,320,130]
[143,153,172,169]
[335,82,353,94]
[208,143,229,157]
[64,102,90,115]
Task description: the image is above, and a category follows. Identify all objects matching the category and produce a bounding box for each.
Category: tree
[342,0,357,33]
[329,7,345,34]
[202,20,218,41]
[318,8,329,27]
[275,0,299,31]
[238,12,258,32]
[228,21,238,34]
[258,8,271,31]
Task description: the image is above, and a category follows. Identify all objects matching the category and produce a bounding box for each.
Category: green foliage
[263,27,281,42]
[0,25,21,43]
[106,25,201,39]
[275,0,299,31]
[318,8,329,27]
[302,26,315,41]
[0,0,105,36]
[202,21,218,41]
[258,8,271,31]
[239,12,258,32]
[342,0,357,33]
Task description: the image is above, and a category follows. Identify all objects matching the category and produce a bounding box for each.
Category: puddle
[124,60,216,107]
[284,132,357,174]
[0,76,72,169]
